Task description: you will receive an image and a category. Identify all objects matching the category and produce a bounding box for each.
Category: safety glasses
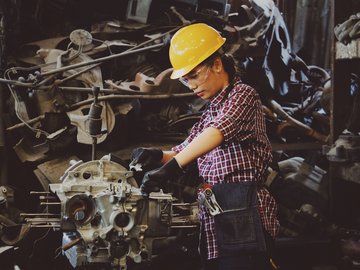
[179,65,210,88]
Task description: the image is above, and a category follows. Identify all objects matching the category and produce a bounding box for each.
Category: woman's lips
[196,91,204,97]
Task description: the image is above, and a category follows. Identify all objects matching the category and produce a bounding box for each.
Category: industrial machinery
[26,155,198,269]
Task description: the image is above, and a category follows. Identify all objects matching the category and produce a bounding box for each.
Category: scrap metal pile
[0,0,351,269]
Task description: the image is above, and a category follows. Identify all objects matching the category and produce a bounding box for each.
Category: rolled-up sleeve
[210,89,256,142]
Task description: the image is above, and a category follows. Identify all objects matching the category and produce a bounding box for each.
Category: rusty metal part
[107,68,187,93]
[267,99,328,142]
[63,237,82,251]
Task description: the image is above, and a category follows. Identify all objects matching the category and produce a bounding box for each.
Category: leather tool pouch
[212,182,266,256]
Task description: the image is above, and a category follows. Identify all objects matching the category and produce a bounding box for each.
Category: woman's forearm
[175,127,224,167]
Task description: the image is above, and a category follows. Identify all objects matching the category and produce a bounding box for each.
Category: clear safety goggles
[179,65,210,88]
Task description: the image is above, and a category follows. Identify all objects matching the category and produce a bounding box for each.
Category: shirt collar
[209,79,241,107]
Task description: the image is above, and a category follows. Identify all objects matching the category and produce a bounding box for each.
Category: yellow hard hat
[169,23,226,79]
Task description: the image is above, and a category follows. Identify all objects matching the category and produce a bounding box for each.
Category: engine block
[49,156,182,269]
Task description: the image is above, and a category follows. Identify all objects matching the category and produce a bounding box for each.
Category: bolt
[74,210,85,221]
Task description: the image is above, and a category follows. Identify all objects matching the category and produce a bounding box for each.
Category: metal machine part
[324,135,360,162]
[29,155,199,269]
[69,29,93,47]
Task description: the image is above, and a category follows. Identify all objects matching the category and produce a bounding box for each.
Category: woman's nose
[188,81,197,91]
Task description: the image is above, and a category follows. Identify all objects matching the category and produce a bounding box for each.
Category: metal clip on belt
[198,187,223,216]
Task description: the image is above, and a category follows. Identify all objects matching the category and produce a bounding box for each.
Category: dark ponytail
[220,53,238,84]
[203,50,239,85]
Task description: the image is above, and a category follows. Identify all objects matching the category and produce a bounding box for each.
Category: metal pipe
[39,196,57,200]
[92,137,97,160]
[6,115,45,132]
[0,78,34,87]
[20,213,60,217]
[58,86,195,96]
[170,225,198,228]
[63,238,82,251]
[30,191,51,195]
[127,25,181,52]
[40,202,61,205]
[25,218,62,222]
[30,225,61,228]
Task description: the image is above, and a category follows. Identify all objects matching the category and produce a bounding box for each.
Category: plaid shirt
[172,81,279,260]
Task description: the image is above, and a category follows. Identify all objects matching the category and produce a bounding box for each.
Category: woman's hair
[202,50,239,84]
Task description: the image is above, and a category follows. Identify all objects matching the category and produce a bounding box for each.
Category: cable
[28,228,51,259]
[54,245,63,259]
[4,69,51,138]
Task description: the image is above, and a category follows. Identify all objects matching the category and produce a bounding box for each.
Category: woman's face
[180,58,229,100]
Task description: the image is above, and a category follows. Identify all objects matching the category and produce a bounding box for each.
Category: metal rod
[39,196,57,200]
[63,238,82,251]
[30,191,51,195]
[92,137,97,160]
[26,218,62,222]
[58,86,195,97]
[41,43,164,76]
[0,78,33,87]
[126,25,181,52]
[30,225,61,228]
[6,115,45,131]
[20,213,60,217]
[170,225,198,228]
[40,202,61,205]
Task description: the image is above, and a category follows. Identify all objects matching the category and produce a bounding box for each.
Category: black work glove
[141,158,184,196]
[130,148,163,170]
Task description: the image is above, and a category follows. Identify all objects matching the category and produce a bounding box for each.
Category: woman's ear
[213,57,223,73]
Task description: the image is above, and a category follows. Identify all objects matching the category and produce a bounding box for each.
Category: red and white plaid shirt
[172,81,279,260]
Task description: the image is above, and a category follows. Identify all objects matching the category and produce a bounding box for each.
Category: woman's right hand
[129,148,163,170]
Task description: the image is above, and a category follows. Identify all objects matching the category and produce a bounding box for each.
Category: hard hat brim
[170,67,191,79]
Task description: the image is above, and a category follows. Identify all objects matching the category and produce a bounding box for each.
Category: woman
[131,23,279,270]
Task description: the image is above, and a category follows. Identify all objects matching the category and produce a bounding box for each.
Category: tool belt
[200,181,266,256]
